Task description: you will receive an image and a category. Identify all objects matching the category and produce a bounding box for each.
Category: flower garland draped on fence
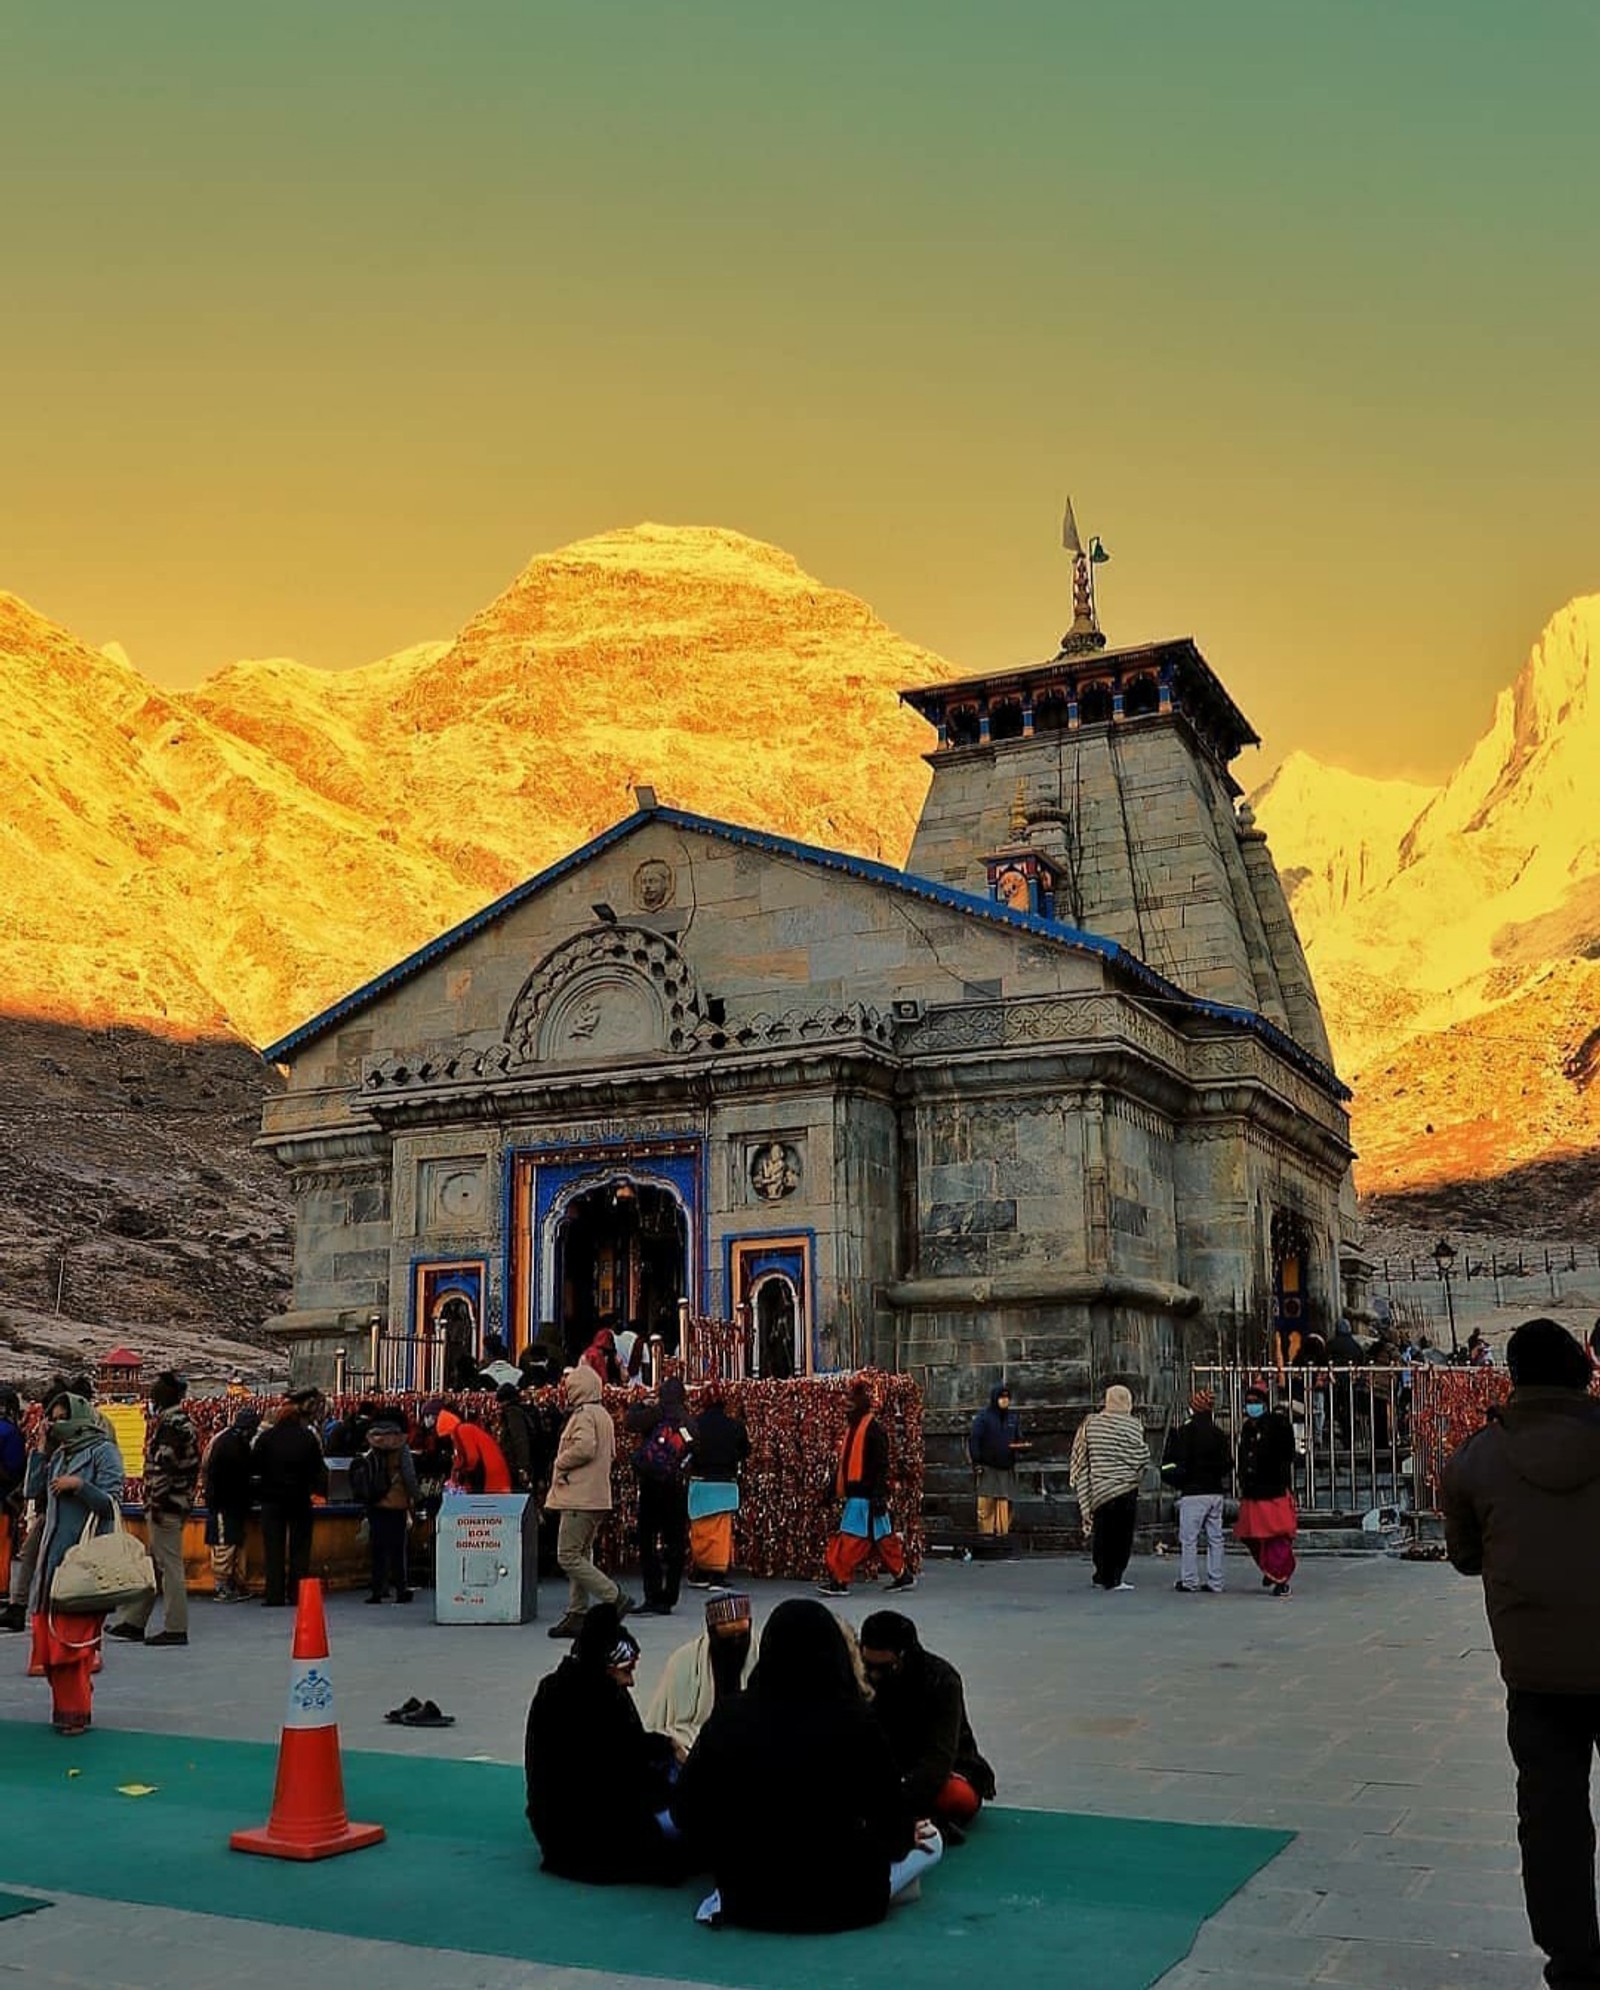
[120,1368,924,1580]
[1412,1364,1600,1508]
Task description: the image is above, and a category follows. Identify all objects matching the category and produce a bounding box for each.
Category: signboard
[102,1402,147,1480]
[433,1493,538,1625]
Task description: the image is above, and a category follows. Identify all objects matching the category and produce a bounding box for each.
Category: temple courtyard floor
[0,1551,1547,1990]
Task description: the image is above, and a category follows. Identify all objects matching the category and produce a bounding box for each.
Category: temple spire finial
[1059,496,1110,657]
[1008,779,1029,841]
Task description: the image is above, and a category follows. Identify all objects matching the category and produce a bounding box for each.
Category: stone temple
[259,531,1359,1502]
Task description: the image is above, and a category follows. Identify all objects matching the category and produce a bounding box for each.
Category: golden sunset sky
[3,1,1597,780]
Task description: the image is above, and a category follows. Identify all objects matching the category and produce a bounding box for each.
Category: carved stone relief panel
[419,1157,488,1233]
[505,926,704,1063]
[747,1139,802,1203]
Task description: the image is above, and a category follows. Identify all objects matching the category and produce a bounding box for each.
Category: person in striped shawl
[1070,1385,1149,1590]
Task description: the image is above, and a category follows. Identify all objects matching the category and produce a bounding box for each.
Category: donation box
[433,1493,538,1624]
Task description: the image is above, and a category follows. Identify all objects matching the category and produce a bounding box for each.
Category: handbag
[49,1509,157,1616]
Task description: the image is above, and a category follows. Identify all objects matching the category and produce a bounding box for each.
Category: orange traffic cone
[230,1579,385,1861]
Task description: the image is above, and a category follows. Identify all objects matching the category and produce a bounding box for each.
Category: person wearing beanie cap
[108,1369,198,1647]
[202,1403,262,1602]
[645,1589,759,1757]
[1161,1390,1233,1593]
[1069,1384,1149,1591]
[524,1601,686,1885]
[1444,1316,1600,1988]
[1234,1381,1298,1597]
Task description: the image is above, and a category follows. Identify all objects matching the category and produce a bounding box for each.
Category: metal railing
[1190,1365,1413,1520]
[373,1332,452,1395]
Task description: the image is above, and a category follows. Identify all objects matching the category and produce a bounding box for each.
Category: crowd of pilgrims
[525,1589,995,1932]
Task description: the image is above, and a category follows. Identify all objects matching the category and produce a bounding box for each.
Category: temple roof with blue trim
[261,802,1348,1100]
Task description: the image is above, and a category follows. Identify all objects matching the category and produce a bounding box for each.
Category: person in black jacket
[672,1597,940,1930]
[967,1382,1030,1545]
[1161,1389,1233,1594]
[1444,1317,1600,1990]
[202,1405,260,1601]
[524,1603,685,1885]
[1234,1380,1297,1597]
[625,1376,695,1616]
[496,1384,548,1496]
[252,1391,328,1607]
[685,1388,750,1589]
[858,1610,996,1842]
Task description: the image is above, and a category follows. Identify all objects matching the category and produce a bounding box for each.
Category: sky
[3,0,1597,781]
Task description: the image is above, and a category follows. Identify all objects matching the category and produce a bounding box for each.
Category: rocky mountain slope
[1254,595,1600,1203]
[0,525,946,1049]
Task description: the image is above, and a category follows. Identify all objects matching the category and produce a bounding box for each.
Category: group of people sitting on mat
[524,1589,994,1932]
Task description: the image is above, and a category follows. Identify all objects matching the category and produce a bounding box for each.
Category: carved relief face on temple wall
[633,859,675,911]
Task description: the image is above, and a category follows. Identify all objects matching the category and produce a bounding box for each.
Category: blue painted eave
[261,803,1349,1103]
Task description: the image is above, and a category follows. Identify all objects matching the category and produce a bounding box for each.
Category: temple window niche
[988,696,1025,743]
[1033,687,1069,732]
[947,702,981,748]
[1123,671,1161,718]
[1077,680,1114,726]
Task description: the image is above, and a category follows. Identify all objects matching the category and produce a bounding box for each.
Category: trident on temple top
[1059,498,1110,656]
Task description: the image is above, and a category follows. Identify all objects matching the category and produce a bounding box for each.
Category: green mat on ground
[0,1889,50,1921]
[0,1722,1288,1988]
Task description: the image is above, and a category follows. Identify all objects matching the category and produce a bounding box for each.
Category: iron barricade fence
[1190,1365,1414,1521]
[373,1332,451,1396]
[678,1316,750,1385]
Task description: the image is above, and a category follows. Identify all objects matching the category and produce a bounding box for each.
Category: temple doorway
[555,1180,687,1362]
[753,1274,800,1378]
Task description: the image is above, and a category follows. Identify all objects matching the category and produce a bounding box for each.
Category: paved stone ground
[0,1551,1551,1990]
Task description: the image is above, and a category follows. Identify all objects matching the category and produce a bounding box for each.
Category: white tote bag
[49,1508,156,1616]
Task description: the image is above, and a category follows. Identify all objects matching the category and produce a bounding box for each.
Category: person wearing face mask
[1234,1380,1298,1597]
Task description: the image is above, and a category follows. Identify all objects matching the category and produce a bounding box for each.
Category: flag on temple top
[1089,535,1109,564]
[1061,499,1083,555]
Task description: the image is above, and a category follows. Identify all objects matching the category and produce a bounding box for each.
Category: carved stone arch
[504,925,705,1064]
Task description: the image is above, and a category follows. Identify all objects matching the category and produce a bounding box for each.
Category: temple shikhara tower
[260,509,1359,1491]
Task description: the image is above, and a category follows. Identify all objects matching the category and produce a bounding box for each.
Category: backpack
[348,1450,379,1505]
[634,1416,691,1486]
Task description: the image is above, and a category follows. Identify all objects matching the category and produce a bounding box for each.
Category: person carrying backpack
[626,1377,695,1617]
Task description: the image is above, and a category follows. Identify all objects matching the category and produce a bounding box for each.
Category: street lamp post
[1432,1238,1460,1357]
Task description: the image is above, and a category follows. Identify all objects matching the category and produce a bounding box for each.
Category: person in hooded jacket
[671,1597,940,1931]
[625,1375,695,1615]
[524,1603,685,1884]
[967,1382,1029,1543]
[1444,1316,1600,1990]
[545,1364,636,1638]
[26,1394,126,1735]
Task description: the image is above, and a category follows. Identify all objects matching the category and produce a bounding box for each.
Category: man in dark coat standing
[252,1390,328,1607]
[1161,1388,1233,1593]
[201,1404,260,1601]
[1444,1316,1600,1990]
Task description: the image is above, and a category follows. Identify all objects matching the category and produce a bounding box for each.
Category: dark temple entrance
[556,1181,688,1362]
